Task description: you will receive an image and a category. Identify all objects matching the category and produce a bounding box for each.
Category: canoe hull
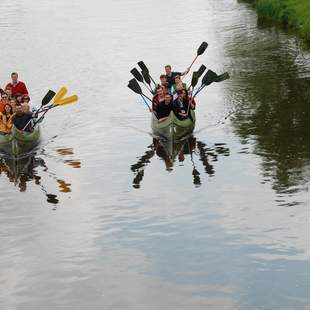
[151,110,195,141]
[0,126,41,157]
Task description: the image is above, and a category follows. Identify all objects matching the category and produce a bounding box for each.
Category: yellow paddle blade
[53,87,68,104]
[53,94,78,106]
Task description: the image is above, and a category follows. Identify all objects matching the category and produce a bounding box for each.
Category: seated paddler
[152,85,165,111]
[159,75,170,93]
[173,89,191,120]
[0,104,14,134]
[11,103,36,132]
[156,93,173,122]
[171,75,187,94]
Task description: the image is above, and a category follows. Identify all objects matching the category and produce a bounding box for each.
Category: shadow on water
[224,13,310,202]
[131,136,230,189]
[0,147,81,206]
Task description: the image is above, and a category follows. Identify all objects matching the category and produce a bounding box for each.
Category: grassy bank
[243,0,310,44]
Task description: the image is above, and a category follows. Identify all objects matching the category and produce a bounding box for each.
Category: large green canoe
[151,110,196,141]
[0,126,41,157]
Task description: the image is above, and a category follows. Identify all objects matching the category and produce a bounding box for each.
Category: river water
[0,0,310,309]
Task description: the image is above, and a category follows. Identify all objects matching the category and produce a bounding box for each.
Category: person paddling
[5,72,29,96]
[11,103,34,132]
[165,65,189,89]
[0,104,14,133]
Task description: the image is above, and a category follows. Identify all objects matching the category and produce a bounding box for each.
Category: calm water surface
[0,0,310,309]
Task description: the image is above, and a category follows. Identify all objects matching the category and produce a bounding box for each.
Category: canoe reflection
[0,148,81,205]
[131,136,230,188]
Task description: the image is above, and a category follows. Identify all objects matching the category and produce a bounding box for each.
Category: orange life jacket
[0,112,14,133]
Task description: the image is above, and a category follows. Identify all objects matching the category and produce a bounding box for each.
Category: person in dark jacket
[173,89,190,120]
[11,103,34,132]
[156,94,173,122]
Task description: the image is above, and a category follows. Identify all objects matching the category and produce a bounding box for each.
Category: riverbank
[242,0,310,45]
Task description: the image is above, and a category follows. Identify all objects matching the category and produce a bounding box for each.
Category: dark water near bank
[0,0,310,309]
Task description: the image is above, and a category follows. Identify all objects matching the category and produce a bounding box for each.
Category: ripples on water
[0,0,310,309]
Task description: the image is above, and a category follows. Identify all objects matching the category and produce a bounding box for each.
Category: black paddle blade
[41,90,56,106]
[128,79,143,95]
[202,70,218,86]
[214,72,230,82]
[137,61,149,73]
[141,70,151,85]
[197,42,208,56]
[130,68,144,83]
[197,65,207,78]
[191,72,199,88]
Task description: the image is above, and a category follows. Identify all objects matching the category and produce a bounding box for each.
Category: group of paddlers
[0,72,36,133]
[152,65,196,121]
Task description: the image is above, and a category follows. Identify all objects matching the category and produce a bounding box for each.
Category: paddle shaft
[142,81,153,94]
[186,90,195,114]
[141,93,152,102]
[148,75,157,87]
[140,95,152,112]
[21,101,52,131]
[193,84,206,98]
[187,55,199,73]
[137,62,157,86]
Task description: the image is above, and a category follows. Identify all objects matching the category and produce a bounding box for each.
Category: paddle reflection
[131,137,230,188]
[0,147,81,206]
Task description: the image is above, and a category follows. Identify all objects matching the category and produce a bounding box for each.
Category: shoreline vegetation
[241,0,310,46]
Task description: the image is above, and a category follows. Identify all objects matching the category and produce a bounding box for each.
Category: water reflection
[131,136,230,189]
[0,147,81,205]
[224,13,310,201]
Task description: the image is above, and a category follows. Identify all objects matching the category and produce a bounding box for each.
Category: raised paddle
[214,72,230,83]
[31,90,78,128]
[130,68,144,83]
[137,61,157,86]
[141,69,154,94]
[197,65,207,79]
[38,96,79,113]
[190,71,199,89]
[193,70,219,97]
[202,69,218,86]
[186,71,200,114]
[128,79,152,112]
[187,65,206,91]
[128,78,152,101]
[53,87,68,103]
[187,42,208,73]
[33,90,56,114]
[41,90,56,108]
[130,68,153,94]
[53,95,78,106]
[21,90,56,131]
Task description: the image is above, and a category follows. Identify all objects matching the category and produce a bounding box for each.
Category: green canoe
[151,110,196,141]
[0,126,41,157]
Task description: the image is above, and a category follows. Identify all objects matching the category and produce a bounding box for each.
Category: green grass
[245,0,310,43]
